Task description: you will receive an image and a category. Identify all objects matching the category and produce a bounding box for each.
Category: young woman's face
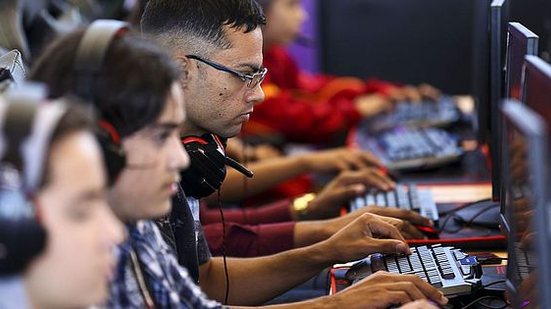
[28,130,124,308]
[263,0,307,46]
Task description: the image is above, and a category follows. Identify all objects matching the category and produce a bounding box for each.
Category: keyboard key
[385,258,399,273]
[432,281,443,288]
[440,269,455,280]
[376,192,386,206]
[453,250,466,260]
[398,259,412,273]
[366,193,376,206]
[386,191,397,207]
[428,275,440,284]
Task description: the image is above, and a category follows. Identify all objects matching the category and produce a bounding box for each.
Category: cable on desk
[438,199,499,234]
[460,295,509,309]
[480,280,507,290]
[458,280,508,309]
[439,198,492,216]
[465,204,500,226]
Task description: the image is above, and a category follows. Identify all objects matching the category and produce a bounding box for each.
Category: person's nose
[100,202,125,248]
[168,135,190,171]
[246,82,265,107]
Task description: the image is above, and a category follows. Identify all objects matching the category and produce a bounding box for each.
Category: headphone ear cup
[95,122,126,185]
[179,135,227,199]
[0,181,46,275]
[0,217,46,275]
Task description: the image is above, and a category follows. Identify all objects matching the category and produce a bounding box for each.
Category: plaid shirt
[106,220,223,308]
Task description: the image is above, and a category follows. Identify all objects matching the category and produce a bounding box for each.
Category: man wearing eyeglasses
[140,1,447,308]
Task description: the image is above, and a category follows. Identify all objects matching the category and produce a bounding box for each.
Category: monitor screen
[505,23,539,100]
[522,56,551,122]
[501,100,548,308]
[489,0,509,201]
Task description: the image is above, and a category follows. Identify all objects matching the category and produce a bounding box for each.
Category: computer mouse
[344,258,371,282]
[415,225,440,239]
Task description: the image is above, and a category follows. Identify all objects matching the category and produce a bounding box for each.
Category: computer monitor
[500,99,550,308]
[499,57,550,233]
[505,23,539,100]
[471,0,491,143]
[489,0,509,201]
[521,56,551,121]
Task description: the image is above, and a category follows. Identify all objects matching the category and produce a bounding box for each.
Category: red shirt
[245,45,395,144]
[200,199,296,257]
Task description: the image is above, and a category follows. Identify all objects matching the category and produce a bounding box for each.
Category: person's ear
[175,55,193,89]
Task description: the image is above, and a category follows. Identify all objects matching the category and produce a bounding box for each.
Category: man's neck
[180,122,207,137]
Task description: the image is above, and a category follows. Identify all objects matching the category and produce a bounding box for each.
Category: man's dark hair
[141,0,266,54]
[30,29,181,138]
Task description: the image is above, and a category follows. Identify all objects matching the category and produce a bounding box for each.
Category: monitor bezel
[505,22,539,99]
[501,99,549,308]
[489,0,508,201]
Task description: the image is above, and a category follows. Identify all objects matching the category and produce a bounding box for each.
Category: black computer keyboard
[368,96,461,132]
[358,127,463,171]
[346,244,482,297]
[350,184,439,222]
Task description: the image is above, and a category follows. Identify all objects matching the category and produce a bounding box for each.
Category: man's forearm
[200,241,336,306]
[219,156,308,202]
[293,220,333,248]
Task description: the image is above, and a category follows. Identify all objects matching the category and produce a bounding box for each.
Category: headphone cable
[217,189,230,305]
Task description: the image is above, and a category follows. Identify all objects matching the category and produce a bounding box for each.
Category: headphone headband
[0,83,67,192]
[74,19,129,102]
[74,19,129,74]
[72,19,129,185]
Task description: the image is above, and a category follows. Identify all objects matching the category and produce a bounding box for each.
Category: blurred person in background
[0,93,123,308]
[248,0,440,145]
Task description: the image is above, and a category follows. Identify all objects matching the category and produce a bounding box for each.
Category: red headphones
[179,133,253,199]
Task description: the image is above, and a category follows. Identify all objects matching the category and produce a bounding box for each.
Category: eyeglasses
[186,54,267,89]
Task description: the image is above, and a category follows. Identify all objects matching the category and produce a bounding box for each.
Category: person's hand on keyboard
[299,147,384,171]
[418,83,441,101]
[333,271,448,308]
[387,84,442,103]
[322,213,410,261]
[319,209,429,240]
[363,207,434,229]
[300,170,396,219]
[399,299,441,309]
[354,93,394,118]
[365,212,429,240]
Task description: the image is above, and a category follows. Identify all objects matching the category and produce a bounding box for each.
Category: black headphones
[180,134,253,199]
[0,84,67,275]
[73,19,129,185]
